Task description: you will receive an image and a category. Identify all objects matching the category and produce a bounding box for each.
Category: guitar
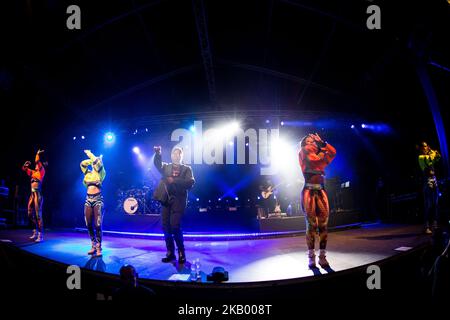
[261,183,283,199]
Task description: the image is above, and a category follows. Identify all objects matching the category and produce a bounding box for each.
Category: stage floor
[0,223,430,283]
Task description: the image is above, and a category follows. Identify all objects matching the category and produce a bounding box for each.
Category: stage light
[361,124,366,129]
[228,141,234,146]
[218,198,222,201]
[206,266,229,283]
[235,197,239,201]
[257,196,261,200]
[265,119,270,124]
[281,121,284,126]
[81,135,85,140]
[270,137,301,178]
[189,125,196,132]
[132,146,140,154]
[145,128,148,132]
[104,132,115,145]
[351,125,355,129]
[73,136,76,140]
[222,121,240,135]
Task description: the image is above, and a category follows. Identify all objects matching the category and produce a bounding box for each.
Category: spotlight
[132,147,140,154]
[206,267,229,283]
[81,135,85,140]
[196,198,200,202]
[235,197,239,201]
[361,124,366,129]
[104,132,115,144]
[73,136,76,140]
[351,125,355,129]
[265,119,270,124]
[281,121,284,126]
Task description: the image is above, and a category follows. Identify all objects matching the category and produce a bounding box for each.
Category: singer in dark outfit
[153,146,195,263]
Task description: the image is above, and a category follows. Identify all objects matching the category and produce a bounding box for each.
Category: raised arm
[22,161,33,177]
[153,146,167,175]
[93,156,106,181]
[419,149,441,171]
[80,159,92,175]
[321,143,336,164]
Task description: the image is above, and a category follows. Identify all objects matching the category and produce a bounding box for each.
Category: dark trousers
[424,186,439,228]
[161,197,186,253]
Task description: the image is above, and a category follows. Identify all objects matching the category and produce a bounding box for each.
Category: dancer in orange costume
[298,134,336,268]
[22,149,46,242]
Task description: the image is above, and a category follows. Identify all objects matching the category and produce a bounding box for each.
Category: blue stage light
[81,135,85,140]
[73,136,77,140]
[351,125,355,129]
[132,146,140,154]
[104,132,116,145]
[235,197,239,201]
[361,124,366,129]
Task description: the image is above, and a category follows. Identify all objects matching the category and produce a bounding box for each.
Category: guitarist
[259,179,276,218]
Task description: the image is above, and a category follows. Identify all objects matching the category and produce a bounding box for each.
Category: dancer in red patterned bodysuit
[22,149,46,242]
[298,134,336,268]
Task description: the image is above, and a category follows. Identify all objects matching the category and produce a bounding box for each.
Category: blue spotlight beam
[416,63,449,177]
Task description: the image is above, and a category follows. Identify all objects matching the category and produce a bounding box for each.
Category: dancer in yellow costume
[80,150,106,256]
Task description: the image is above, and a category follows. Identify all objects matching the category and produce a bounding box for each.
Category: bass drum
[123,197,139,215]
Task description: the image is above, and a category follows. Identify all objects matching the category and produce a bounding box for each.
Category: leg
[302,189,318,268]
[423,188,433,233]
[27,194,37,240]
[161,205,175,262]
[171,202,186,263]
[84,201,95,244]
[302,189,318,250]
[93,196,104,255]
[317,190,330,267]
[33,192,44,233]
[317,190,330,250]
[431,188,439,229]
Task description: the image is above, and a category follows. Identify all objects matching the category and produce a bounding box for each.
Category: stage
[0,223,431,283]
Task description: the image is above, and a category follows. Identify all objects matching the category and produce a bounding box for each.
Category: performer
[22,149,46,242]
[298,133,336,268]
[80,150,106,256]
[418,142,441,234]
[259,179,276,218]
[153,146,195,264]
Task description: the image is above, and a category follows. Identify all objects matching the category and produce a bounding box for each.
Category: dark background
[0,0,448,230]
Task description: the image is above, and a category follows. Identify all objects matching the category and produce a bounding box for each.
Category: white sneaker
[29,229,37,240]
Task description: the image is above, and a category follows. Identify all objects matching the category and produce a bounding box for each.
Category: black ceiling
[1,0,449,143]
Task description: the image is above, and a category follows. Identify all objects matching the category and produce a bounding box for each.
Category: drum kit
[117,185,161,215]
